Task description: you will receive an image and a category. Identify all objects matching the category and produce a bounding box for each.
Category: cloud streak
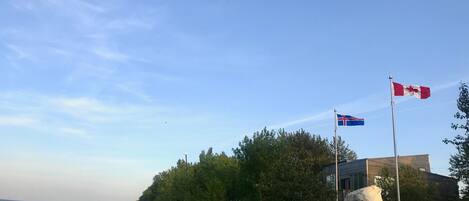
[5,44,30,59]
[93,48,130,62]
[0,91,214,140]
[269,79,463,129]
[58,127,92,139]
[0,116,39,127]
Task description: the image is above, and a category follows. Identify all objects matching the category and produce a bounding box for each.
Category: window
[353,174,359,190]
[353,173,365,190]
[358,173,364,188]
[341,178,351,190]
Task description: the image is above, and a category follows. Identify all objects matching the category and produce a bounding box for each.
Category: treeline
[138,128,356,201]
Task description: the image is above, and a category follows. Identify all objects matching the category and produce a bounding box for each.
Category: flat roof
[365,154,429,161]
[324,154,429,168]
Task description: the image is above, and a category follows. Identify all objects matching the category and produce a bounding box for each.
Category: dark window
[351,173,365,190]
[358,173,364,188]
[341,178,350,190]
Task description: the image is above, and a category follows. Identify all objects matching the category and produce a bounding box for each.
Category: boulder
[344,185,383,201]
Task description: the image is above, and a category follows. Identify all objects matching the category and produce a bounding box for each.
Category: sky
[0,0,468,201]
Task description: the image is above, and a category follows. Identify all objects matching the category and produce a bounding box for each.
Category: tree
[233,128,341,201]
[139,128,356,201]
[138,174,163,201]
[138,148,240,201]
[376,166,438,201]
[191,148,240,201]
[137,161,188,201]
[233,128,283,201]
[152,160,195,201]
[257,130,335,201]
[444,82,469,199]
[329,136,358,161]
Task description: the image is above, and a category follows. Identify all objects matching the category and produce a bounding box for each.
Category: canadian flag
[392,82,431,99]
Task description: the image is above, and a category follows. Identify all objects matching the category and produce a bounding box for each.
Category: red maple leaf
[406,86,419,93]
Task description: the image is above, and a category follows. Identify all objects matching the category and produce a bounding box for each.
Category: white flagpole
[389,76,401,201]
[334,109,339,201]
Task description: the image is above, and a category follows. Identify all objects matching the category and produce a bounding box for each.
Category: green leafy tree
[138,149,240,201]
[376,166,438,201]
[233,128,282,201]
[138,164,185,201]
[258,130,335,201]
[153,160,195,201]
[138,174,164,201]
[139,128,356,201]
[234,128,339,201]
[329,136,358,161]
[444,82,469,199]
[191,148,240,201]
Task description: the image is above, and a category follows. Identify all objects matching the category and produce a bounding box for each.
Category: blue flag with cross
[337,114,364,126]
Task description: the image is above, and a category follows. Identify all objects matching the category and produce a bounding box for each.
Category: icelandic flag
[337,114,364,126]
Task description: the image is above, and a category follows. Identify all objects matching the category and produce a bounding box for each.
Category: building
[322,154,459,201]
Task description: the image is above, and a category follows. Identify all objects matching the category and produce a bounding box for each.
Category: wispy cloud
[9,0,37,11]
[269,79,463,129]
[42,0,106,15]
[3,0,169,105]
[0,91,213,140]
[0,116,39,127]
[270,110,331,129]
[93,48,130,62]
[106,18,155,30]
[7,0,154,63]
[115,83,154,103]
[71,0,106,13]
[0,93,158,139]
[49,96,164,123]
[92,47,151,63]
[66,63,116,81]
[51,97,121,122]
[5,44,30,59]
[58,127,92,139]
[433,80,463,92]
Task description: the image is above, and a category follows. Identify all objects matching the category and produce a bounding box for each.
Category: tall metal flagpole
[334,109,339,201]
[389,76,401,201]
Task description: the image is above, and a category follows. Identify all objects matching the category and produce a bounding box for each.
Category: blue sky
[1,0,468,201]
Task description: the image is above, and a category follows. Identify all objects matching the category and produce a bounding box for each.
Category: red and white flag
[392,82,430,99]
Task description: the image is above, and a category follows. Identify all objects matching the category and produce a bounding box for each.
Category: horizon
[1,0,468,201]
